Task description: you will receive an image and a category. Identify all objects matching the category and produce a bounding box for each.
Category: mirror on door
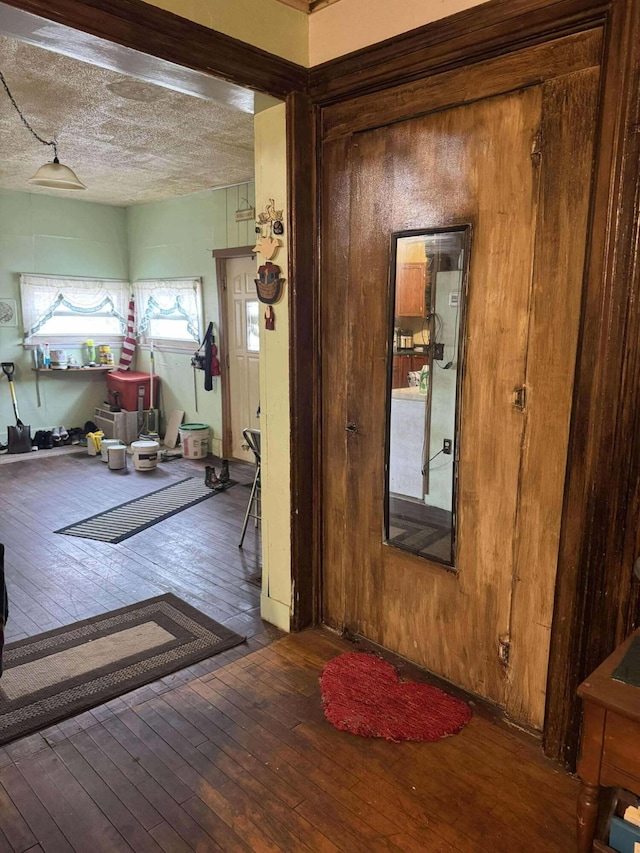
[386,227,469,567]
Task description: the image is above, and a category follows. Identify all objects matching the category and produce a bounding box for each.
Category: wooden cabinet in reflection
[395,263,427,317]
[392,354,428,388]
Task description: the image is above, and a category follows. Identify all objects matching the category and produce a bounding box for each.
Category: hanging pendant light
[1,70,86,191]
[28,158,86,190]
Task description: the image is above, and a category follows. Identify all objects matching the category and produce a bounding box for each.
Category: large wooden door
[321,36,600,728]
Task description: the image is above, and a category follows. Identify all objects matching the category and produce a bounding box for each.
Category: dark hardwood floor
[0,450,263,643]
[0,452,579,851]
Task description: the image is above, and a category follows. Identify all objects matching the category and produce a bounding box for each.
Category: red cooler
[106,371,160,412]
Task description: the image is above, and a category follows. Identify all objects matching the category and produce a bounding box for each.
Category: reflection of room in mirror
[387,228,468,567]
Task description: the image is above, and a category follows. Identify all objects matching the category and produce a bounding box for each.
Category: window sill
[138,341,198,355]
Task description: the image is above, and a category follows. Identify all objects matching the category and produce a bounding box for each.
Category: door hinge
[513,385,527,411]
[222,278,227,291]
[498,635,511,668]
[226,354,230,369]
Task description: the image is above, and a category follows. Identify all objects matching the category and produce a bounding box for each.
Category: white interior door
[226,256,260,462]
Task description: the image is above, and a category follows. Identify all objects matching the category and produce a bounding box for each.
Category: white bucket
[179,424,210,459]
[101,439,123,463]
[132,440,159,471]
[107,444,127,471]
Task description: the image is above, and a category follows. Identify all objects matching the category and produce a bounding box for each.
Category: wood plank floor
[0,628,578,852]
[0,451,263,643]
[0,452,579,851]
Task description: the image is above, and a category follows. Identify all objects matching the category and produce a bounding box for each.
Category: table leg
[577,780,599,852]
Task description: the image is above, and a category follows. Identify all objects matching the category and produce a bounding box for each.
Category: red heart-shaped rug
[319,652,472,742]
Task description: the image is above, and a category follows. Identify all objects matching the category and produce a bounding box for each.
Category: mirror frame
[384,225,472,569]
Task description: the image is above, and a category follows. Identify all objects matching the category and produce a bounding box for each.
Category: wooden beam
[543,0,640,767]
[286,90,320,629]
[0,0,307,98]
[309,0,609,103]
[274,0,342,12]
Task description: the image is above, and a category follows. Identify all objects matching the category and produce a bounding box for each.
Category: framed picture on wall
[0,298,18,327]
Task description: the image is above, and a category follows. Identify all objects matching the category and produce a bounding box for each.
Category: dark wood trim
[286,90,319,630]
[313,0,640,770]
[212,247,256,461]
[543,0,640,767]
[0,0,307,98]
[309,0,609,104]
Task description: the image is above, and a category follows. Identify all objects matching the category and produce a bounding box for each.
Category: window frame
[134,277,204,353]
[20,274,129,348]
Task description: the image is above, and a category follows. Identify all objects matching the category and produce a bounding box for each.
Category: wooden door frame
[0,0,319,633]
[212,247,257,461]
[2,0,640,766]
[310,0,640,768]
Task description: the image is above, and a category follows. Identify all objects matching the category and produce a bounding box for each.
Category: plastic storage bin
[106,371,159,412]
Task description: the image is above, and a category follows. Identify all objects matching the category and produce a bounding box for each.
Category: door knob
[345,422,358,433]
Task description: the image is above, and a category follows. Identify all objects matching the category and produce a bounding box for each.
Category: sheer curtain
[134,278,201,342]
[20,275,129,341]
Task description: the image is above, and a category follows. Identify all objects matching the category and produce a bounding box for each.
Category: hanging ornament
[253,198,284,259]
[253,232,281,260]
[255,261,285,305]
[265,305,275,331]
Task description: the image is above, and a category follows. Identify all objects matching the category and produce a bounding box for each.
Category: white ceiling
[0,34,257,207]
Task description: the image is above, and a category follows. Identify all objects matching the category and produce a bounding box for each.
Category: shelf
[32,367,114,373]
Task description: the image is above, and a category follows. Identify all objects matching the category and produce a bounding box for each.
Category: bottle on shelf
[84,339,96,365]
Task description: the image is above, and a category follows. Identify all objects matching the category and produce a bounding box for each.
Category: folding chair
[239,428,261,548]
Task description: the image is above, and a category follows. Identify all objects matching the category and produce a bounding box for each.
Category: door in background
[321,34,600,729]
[226,255,260,462]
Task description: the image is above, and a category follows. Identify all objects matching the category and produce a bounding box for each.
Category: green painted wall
[127,182,255,456]
[0,189,128,443]
[0,184,254,448]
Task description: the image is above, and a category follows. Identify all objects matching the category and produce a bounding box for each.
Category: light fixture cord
[0,70,58,160]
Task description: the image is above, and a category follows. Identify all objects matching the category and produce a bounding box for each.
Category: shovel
[1,363,32,454]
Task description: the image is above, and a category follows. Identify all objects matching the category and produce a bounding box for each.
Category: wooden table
[577,628,640,852]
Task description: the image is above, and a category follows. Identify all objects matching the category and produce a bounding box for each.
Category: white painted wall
[141,0,309,66]
[142,0,489,67]
[309,0,488,65]
[254,103,292,632]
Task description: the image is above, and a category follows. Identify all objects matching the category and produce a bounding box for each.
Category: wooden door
[226,256,260,462]
[321,38,600,728]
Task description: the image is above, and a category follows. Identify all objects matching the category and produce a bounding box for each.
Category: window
[135,278,202,346]
[20,275,129,344]
[246,301,259,352]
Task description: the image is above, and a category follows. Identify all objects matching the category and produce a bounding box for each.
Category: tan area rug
[0,594,244,745]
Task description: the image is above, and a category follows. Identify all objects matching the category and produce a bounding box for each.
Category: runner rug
[55,476,235,543]
[0,594,244,746]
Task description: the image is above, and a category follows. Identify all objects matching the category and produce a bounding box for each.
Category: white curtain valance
[134,278,201,342]
[20,275,130,340]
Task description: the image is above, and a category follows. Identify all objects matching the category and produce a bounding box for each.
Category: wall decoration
[257,199,283,226]
[253,198,284,259]
[253,234,281,260]
[235,206,255,222]
[265,305,275,331]
[0,298,18,327]
[255,261,285,305]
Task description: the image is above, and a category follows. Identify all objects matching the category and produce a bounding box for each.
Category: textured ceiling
[0,35,256,207]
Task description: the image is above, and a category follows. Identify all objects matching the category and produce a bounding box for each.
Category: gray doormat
[55,476,235,543]
[0,594,244,746]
